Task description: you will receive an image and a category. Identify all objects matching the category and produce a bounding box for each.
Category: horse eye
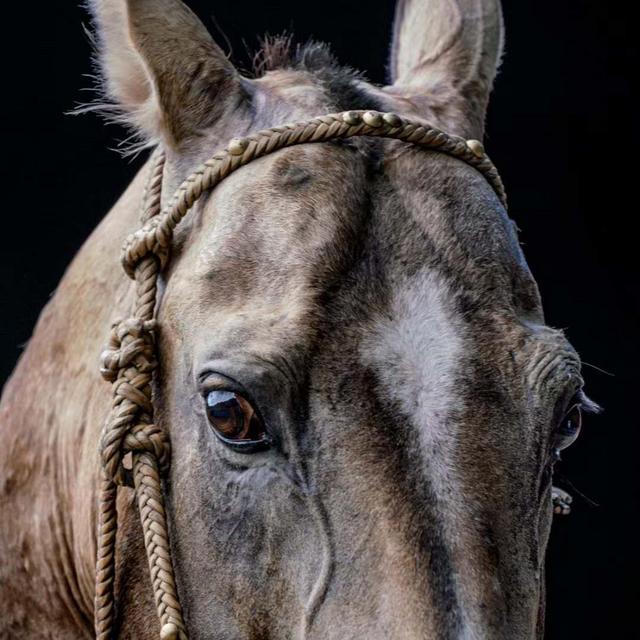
[552,404,582,454]
[205,390,270,451]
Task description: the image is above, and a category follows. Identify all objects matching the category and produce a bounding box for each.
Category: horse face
[88,0,590,637]
[158,132,585,640]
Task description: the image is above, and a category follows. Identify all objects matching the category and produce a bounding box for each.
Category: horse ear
[87,0,240,147]
[388,0,504,138]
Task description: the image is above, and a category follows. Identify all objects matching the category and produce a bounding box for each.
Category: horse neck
[0,162,149,635]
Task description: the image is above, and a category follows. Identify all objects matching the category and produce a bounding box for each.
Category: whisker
[554,472,600,508]
[582,360,615,377]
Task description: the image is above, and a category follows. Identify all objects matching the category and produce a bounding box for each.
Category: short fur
[0,1,586,638]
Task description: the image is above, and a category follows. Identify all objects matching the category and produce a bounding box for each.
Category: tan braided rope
[95,110,506,639]
[95,149,188,640]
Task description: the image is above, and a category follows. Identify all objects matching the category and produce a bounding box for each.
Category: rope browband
[94,110,506,640]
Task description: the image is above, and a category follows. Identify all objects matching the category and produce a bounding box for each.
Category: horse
[0,0,593,637]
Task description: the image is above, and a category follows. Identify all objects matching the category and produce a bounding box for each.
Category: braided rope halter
[94,109,507,639]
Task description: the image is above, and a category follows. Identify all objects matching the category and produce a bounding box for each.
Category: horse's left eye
[552,404,582,453]
[205,390,270,451]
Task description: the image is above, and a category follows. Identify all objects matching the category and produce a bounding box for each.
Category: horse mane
[252,35,349,76]
[251,35,372,111]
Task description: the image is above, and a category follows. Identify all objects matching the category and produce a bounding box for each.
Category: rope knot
[101,422,171,488]
[124,423,171,474]
[122,217,170,278]
[100,318,157,383]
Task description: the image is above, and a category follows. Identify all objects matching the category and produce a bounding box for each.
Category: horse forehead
[166,144,537,350]
[183,144,365,259]
[360,268,467,428]
[164,143,368,330]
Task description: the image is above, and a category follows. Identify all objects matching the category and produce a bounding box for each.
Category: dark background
[2,1,637,637]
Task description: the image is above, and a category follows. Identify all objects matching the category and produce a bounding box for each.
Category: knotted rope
[95,149,188,640]
[95,111,506,639]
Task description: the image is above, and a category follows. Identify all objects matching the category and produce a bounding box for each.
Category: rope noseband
[94,110,506,639]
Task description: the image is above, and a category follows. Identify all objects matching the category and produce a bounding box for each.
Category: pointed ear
[87,0,241,146]
[388,0,504,137]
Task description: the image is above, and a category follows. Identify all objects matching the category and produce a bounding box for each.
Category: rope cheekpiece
[94,110,506,639]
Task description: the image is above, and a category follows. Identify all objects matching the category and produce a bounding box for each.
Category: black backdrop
[2,1,637,637]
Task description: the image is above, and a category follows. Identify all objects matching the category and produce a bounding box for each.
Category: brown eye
[206,390,270,450]
[553,404,582,453]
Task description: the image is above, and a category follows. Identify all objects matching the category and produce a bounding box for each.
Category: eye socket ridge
[200,373,273,453]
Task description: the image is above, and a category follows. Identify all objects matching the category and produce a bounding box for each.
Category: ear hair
[81,0,160,153]
[82,0,240,152]
[388,0,504,138]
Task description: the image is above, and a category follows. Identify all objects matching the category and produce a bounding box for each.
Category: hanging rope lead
[95,151,188,640]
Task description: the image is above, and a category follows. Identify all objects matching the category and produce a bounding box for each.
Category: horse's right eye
[205,390,271,452]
